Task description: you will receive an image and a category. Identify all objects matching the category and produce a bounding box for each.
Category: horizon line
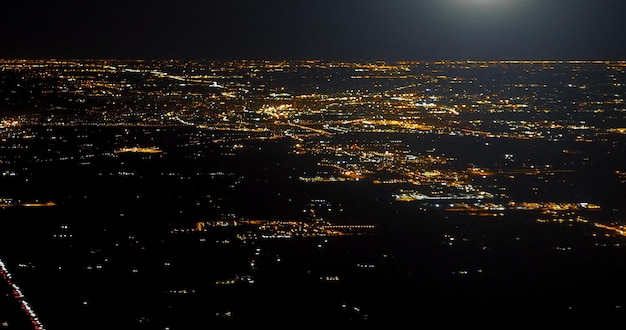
[2,58,626,64]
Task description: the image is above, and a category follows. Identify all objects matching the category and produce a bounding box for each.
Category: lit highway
[0,257,46,330]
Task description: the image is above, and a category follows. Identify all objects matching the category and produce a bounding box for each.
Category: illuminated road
[0,257,46,330]
[286,122,333,135]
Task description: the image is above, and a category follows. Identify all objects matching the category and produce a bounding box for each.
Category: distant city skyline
[2,0,626,61]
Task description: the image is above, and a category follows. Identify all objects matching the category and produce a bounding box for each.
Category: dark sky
[1,0,625,61]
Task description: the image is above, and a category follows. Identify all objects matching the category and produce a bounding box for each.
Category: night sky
[1,0,626,61]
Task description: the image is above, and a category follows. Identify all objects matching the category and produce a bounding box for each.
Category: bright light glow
[458,0,502,4]
[447,0,516,9]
